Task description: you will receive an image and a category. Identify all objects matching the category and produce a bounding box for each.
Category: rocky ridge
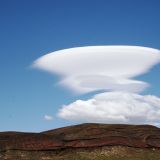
[0,123,160,151]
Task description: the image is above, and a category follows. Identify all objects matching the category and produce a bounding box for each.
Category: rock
[0,123,160,151]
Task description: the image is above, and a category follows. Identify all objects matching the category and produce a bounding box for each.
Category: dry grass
[1,146,160,160]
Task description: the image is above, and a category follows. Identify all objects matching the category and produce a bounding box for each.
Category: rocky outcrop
[0,123,160,151]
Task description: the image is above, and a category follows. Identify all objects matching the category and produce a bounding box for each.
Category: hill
[0,123,160,160]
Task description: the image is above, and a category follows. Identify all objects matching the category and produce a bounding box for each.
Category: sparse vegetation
[1,146,160,160]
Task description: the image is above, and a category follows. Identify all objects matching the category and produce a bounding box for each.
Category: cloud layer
[58,92,160,126]
[33,46,160,125]
[33,46,160,94]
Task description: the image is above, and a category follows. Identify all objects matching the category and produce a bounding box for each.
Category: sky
[0,0,160,132]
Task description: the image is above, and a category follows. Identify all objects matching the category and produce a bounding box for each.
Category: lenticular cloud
[58,91,160,126]
[33,45,160,125]
[33,46,160,93]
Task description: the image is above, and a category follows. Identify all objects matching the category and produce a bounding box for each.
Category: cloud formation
[44,115,53,121]
[58,92,160,126]
[33,46,160,125]
[33,46,160,94]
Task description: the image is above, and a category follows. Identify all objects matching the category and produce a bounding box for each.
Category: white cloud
[33,46,160,94]
[44,115,53,121]
[58,92,160,126]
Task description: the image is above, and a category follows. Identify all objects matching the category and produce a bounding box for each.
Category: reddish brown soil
[0,123,160,151]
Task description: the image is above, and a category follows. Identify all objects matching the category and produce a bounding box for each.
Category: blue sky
[0,0,160,132]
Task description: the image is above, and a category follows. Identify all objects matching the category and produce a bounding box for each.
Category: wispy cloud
[58,91,160,126]
[33,46,160,94]
[44,115,53,121]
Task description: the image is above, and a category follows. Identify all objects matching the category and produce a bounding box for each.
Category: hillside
[0,123,160,160]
